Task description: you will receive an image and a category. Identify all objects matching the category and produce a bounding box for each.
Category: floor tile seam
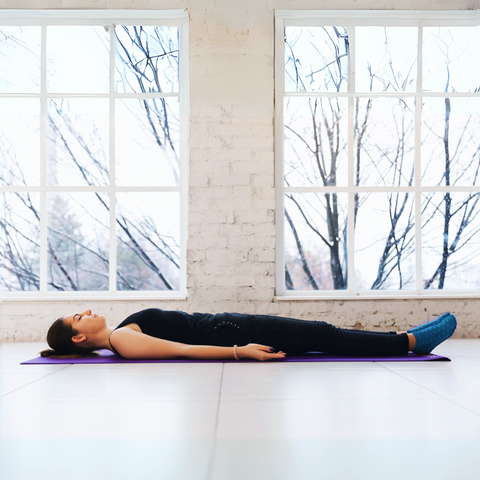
[0,397,222,405]
[0,365,71,400]
[9,369,225,375]
[376,362,480,379]
[220,372,410,380]
[205,363,224,480]
[221,369,376,373]
[0,435,218,441]
[212,434,480,441]
[224,363,385,367]
[437,398,480,419]
[36,369,223,374]
[1,368,71,374]
[376,363,480,416]
[215,396,462,404]
[377,370,480,375]
[42,373,221,377]
[217,396,442,401]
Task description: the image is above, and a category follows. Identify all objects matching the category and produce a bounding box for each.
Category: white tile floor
[1,339,480,480]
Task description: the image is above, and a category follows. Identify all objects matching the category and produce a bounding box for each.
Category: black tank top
[109,308,213,356]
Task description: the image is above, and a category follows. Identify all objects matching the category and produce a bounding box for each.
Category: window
[275,10,480,297]
[0,10,188,298]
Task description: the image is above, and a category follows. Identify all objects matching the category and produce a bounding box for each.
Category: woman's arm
[109,328,286,361]
[109,328,185,359]
[182,343,286,361]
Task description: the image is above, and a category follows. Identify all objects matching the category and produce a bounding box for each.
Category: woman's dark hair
[40,317,98,358]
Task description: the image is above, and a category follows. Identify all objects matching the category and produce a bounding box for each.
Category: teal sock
[412,314,457,355]
[407,313,450,334]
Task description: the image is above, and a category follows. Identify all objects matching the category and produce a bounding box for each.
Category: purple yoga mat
[21,349,450,364]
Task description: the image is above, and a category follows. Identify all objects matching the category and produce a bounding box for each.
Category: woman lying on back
[40,308,457,360]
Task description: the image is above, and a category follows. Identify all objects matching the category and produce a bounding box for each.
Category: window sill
[274,292,480,301]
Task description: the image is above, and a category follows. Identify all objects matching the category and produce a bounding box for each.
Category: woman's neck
[91,326,116,351]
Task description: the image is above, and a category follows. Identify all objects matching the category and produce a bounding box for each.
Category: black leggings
[200,313,409,357]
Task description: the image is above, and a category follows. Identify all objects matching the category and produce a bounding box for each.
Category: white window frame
[275,9,480,300]
[0,10,189,301]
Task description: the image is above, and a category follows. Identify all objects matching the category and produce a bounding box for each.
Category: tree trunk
[439,98,451,289]
[285,208,319,290]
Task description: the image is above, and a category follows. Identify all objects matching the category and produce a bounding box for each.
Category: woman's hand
[238,343,286,361]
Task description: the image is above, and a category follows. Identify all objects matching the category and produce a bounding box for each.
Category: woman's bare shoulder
[109,324,185,360]
[109,323,142,354]
[118,323,142,333]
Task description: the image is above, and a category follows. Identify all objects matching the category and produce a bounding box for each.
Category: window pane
[46,98,109,186]
[285,193,347,290]
[115,26,179,93]
[422,193,480,289]
[116,193,180,291]
[116,98,180,186]
[47,193,109,291]
[355,193,415,290]
[0,192,40,291]
[0,26,40,93]
[284,97,348,187]
[285,26,348,93]
[0,98,40,186]
[422,97,480,187]
[423,27,480,93]
[355,97,415,187]
[356,27,417,93]
[47,26,109,93]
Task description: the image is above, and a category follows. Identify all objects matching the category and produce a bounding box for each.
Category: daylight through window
[0,11,188,296]
[276,11,480,296]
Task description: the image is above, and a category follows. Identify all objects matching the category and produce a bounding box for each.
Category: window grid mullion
[282,91,480,98]
[275,18,286,296]
[283,186,480,193]
[0,186,182,193]
[415,22,424,291]
[347,25,356,292]
[179,22,189,295]
[109,24,117,292]
[39,24,47,292]
[0,92,180,99]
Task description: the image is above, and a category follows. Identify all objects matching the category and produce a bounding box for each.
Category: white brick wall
[2,0,480,342]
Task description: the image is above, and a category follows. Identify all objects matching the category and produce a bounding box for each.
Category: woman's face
[63,309,107,338]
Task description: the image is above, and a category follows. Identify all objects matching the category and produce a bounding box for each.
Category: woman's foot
[407,313,450,334]
[412,314,457,355]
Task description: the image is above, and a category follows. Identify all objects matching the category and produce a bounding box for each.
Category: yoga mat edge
[21,350,451,364]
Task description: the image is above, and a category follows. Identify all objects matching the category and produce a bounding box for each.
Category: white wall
[2,0,480,342]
